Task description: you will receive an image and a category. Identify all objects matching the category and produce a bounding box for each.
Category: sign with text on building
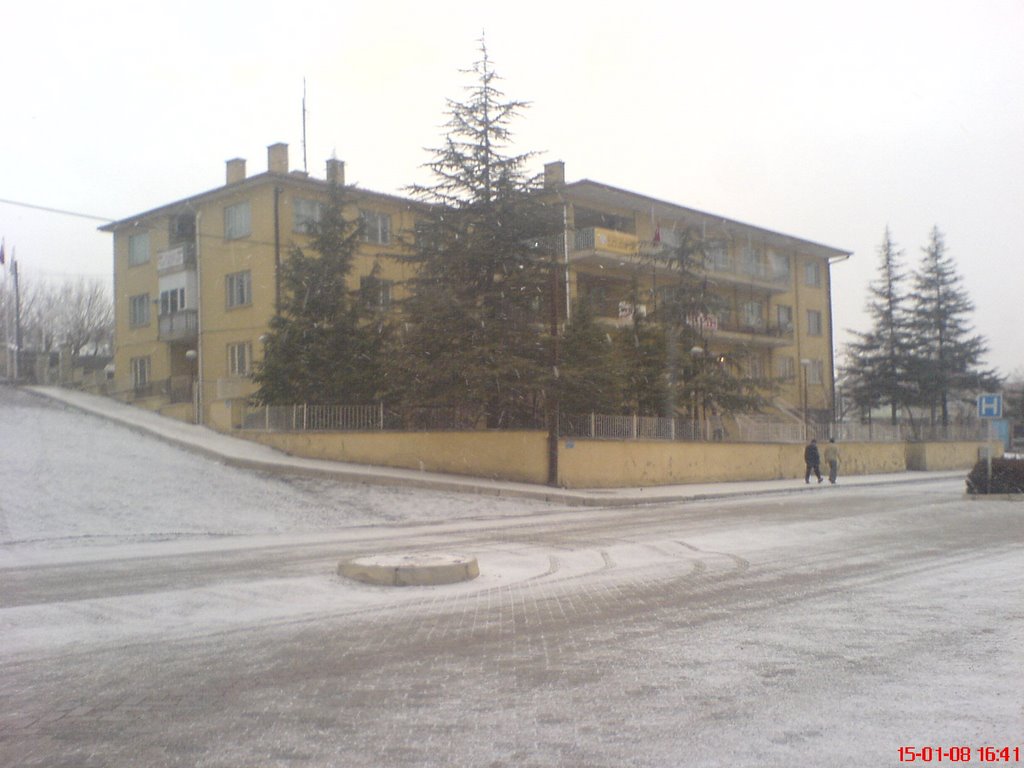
[977,393,1003,419]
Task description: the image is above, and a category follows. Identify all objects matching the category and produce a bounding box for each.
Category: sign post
[977,394,1003,493]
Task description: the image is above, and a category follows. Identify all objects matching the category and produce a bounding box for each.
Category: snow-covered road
[2,386,1022,767]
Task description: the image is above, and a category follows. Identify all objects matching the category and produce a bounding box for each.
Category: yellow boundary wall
[239,429,1000,488]
[245,430,550,485]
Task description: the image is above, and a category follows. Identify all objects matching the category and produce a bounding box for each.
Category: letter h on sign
[977,394,1003,419]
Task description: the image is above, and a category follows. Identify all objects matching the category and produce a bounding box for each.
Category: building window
[806,309,823,336]
[227,342,252,377]
[805,359,824,385]
[360,275,393,311]
[160,287,185,315]
[776,304,794,332]
[128,232,150,266]
[293,198,323,233]
[740,300,764,328]
[740,246,761,277]
[129,294,151,327]
[360,210,391,245]
[769,249,790,281]
[130,356,151,391]
[804,259,821,288]
[226,271,252,309]
[169,214,196,246]
[414,220,440,252]
[745,354,766,379]
[777,356,796,381]
[224,201,252,240]
[704,241,730,272]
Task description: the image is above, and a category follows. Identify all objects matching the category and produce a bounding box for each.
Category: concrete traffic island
[338,552,480,587]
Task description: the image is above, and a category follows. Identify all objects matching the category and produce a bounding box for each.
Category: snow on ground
[0,386,555,554]
[3,385,1023,767]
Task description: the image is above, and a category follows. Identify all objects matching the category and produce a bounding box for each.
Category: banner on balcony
[686,312,719,331]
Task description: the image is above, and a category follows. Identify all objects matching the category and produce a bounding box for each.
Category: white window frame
[746,355,766,379]
[224,201,252,240]
[806,309,823,337]
[159,287,185,315]
[128,232,150,266]
[776,304,794,332]
[704,241,730,272]
[804,259,822,288]
[293,198,323,233]
[777,356,796,381]
[360,275,393,311]
[360,210,391,245]
[130,356,151,390]
[227,341,252,377]
[740,247,761,277]
[225,271,252,309]
[129,294,151,327]
[740,299,764,328]
[806,359,824,385]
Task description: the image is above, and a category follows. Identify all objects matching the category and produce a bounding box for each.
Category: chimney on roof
[268,143,289,175]
[326,157,345,186]
[544,161,565,189]
[226,158,246,185]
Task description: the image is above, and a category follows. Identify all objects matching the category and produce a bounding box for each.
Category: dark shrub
[966,457,1024,494]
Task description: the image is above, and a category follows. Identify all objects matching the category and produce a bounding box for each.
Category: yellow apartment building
[103,144,848,432]
[101,143,419,427]
[541,161,850,429]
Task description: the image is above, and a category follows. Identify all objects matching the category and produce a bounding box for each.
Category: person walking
[804,438,823,484]
[824,438,840,485]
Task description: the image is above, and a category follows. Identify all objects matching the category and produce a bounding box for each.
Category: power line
[0,197,115,223]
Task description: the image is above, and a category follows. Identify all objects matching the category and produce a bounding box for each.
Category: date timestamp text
[899,746,1021,763]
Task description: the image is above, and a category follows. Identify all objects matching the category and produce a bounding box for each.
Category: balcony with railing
[158,309,198,342]
[701,257,791,292]
[711,317,795,347]
[570,227,642,268]
[157,243,196,273]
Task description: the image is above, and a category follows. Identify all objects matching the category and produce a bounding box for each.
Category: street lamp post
[691,345,705,440]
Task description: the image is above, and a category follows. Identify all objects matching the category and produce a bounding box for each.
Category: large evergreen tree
[252,185,385,404]
[907,226,999,426]
[557,299,626,415]
[644,229,765,418]
[395,41,562,427]
[844,227,912,424]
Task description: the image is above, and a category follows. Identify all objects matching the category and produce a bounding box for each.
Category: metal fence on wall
[238,402,991,444]
[240,403,491,433]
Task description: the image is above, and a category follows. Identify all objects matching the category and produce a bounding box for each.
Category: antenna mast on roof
[302,78,308,174]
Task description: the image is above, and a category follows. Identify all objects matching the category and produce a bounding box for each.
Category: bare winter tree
[18,280,61,352]
[2,276,112,356]
[56,278,113,357]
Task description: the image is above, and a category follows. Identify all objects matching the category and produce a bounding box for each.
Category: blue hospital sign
[977,393,1003,419]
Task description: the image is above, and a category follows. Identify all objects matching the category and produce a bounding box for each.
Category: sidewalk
[28,386,967,506]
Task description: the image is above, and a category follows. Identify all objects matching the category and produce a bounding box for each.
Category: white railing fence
[238,402,992,444]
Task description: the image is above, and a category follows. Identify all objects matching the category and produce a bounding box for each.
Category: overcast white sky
[2,0,1022,375]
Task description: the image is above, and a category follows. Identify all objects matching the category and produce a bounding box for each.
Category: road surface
[1,386,1021,767]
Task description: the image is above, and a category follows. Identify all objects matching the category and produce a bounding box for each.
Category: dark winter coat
[804,442,821,467]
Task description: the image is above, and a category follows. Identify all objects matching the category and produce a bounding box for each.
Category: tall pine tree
[844,227,912,424]
[252,185,385,405]
[395,40,562,427]
[908,226,998,426]
[557,299,626,415]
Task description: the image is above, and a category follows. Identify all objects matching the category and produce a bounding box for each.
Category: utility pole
[547,262,560,487]
[11,256,21,382]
